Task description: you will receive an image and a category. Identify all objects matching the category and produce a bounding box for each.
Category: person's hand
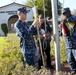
[45,33,51,41]
[63,19,67,23]
[32,19,41,27]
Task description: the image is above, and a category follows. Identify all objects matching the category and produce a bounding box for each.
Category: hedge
[1,23,8,36]
[0,33,71,75]
[27,21,33,25]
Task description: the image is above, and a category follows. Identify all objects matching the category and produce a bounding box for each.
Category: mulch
[51,57,70,72]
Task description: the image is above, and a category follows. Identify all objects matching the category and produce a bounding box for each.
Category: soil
[51,56,70,72]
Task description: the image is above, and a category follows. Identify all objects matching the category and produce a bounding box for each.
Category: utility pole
[51,0,61,71]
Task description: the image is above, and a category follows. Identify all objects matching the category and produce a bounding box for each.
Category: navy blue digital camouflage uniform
[64,15,76,71]
[14,20,37,66]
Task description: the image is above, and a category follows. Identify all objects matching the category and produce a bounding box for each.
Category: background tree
[25,0,62,18]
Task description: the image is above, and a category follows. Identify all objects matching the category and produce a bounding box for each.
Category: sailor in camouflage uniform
[14,7,40,67]
[62,8,76,74]
[38,14,54,69]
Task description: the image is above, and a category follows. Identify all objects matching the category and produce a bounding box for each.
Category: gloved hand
[32,19,41,27]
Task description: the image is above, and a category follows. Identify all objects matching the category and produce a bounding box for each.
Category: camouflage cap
[63,7,70,15]
[17,7,30,14]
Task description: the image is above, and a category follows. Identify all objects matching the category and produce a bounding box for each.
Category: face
[18,12,27,21]
[39,18,44,24]
[63,11,71,18]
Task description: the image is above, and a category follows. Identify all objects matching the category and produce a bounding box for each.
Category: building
[0,2,34,35]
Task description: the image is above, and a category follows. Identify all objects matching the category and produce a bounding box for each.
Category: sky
[0,0,76,11]
[59,0,76,11]
[0,0,27,6]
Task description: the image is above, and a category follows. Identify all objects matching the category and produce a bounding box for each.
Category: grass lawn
[0,36,7,49]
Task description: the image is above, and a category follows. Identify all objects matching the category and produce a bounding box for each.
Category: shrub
[1,23,8,36]
[0,33,71,75]
[51,36,67,63]
[27,21,33,25]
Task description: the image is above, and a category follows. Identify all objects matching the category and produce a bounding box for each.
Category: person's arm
[67,15,76,22]
[28,19,41,35]
[28,25,37,35]
[14,23,25,38]
[47,23,53,35]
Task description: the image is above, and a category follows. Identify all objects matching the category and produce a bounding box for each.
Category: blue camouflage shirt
[14,20,37,65]
[64,15,76,49]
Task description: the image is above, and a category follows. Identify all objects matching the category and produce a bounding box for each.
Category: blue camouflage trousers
[65,37,76,71]
[66,48,76,71]
[21,46,35,66]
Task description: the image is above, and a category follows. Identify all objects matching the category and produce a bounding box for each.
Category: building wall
[0,3,34,35]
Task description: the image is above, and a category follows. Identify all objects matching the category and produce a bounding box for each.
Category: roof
[0,2,32,8]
